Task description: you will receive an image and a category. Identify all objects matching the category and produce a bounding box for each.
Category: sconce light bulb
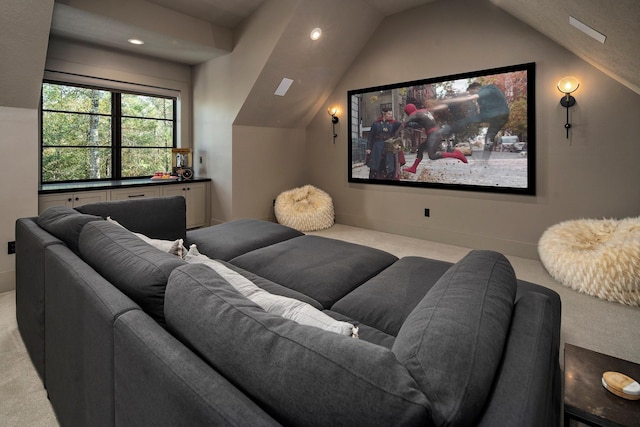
[310,28,322,41]
[557,76,580,94]
[328,107,339,124]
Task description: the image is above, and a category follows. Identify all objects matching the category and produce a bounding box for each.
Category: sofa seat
[186,218,303,261]
[321,309,396,348]
[331,256,454,336]
[229,235,398,308]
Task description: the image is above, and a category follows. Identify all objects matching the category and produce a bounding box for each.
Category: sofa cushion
[184,247,356,336]
[37,205,102,253]
[220,261,322,310]
[230,235,399,308]
[332,256,454,336]
[78,221,186,325]
[392,250,517,427]
[185,218,304,261]
[76,196,186,241]
[165,263,431,426]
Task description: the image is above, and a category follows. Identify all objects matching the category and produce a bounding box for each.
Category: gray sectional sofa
[15,196,562,426]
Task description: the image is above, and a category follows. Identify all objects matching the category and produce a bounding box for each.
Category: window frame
[40,79,177,184]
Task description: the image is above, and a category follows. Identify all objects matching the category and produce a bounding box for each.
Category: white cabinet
[110,187,160,201]
[39,180,209,229]
[162,182,207,229]
[39,191,108,213]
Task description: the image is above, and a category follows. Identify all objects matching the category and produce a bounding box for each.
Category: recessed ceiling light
[310,28,322,41]
[128,38,145,45]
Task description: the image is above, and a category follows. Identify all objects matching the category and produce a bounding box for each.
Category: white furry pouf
[538,217,640,306]
[275,185,335,232]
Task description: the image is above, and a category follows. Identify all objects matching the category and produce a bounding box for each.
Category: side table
[564,343,640,426]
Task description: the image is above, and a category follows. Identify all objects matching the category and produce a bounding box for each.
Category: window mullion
[113,93,122,180]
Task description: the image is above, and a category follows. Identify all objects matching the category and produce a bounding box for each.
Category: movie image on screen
[348,62,536,195]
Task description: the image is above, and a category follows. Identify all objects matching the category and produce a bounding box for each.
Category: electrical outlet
[424,208,430,217]
[8,241,16,254]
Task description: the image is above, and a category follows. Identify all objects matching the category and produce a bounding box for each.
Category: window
[41,81,176,183]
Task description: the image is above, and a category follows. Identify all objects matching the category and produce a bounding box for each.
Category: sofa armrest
[477,291,562,426]
[44,244,140,427]
[15,217,64,384]
[114,310,280,426]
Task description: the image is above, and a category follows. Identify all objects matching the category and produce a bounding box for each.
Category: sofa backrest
[36,205,103,253]
[79,220,186,326]
[77,196,187,241]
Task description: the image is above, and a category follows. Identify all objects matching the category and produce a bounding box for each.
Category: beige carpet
[0,291,58,426]
[2,223,639,426]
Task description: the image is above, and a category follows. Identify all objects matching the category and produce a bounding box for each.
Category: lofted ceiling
[1,0,638,114]
[49,0,640,94]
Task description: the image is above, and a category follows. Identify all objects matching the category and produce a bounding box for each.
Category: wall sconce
[328,107,339,143]
[557,76,580,138]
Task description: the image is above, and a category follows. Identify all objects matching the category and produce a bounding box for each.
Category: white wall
[307,0,640,259]
[0,107,39,292]
[192,0,300,224]
[232,125,307,221]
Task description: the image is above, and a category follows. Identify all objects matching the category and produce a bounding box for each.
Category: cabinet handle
[186,187,190,191]
[68,198,73,202]
[128,194,145,198]
[74,197,79,201]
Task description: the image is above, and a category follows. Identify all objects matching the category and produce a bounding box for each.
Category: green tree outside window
[41,82,176,183]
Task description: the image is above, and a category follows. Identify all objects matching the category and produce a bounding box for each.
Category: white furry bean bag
[275,185,334,232]
[538,217,640,306]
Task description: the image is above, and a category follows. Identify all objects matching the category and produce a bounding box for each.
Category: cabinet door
[73,191,108,207]
[161,183,207,229]
[39,194,75,213]
[39,191,108,213]
[110,187,160,201]
[161,186,185,199]
[184,183,206,229]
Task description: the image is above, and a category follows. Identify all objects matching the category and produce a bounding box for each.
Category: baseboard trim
[0,269,16,293]
[335,212,539,260]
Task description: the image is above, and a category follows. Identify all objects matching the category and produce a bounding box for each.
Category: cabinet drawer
[110,188,160,200]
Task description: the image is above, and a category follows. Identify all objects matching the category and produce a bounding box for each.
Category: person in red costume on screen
[402,103,467,174]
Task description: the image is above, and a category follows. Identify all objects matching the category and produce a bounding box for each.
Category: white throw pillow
[185,244,358,337]
[106,216,185,259]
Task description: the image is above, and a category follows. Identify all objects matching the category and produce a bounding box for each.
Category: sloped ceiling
[233,0,386,128]
[489,0,640,95]
[0,0,54,109]
[1,0,638,115]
